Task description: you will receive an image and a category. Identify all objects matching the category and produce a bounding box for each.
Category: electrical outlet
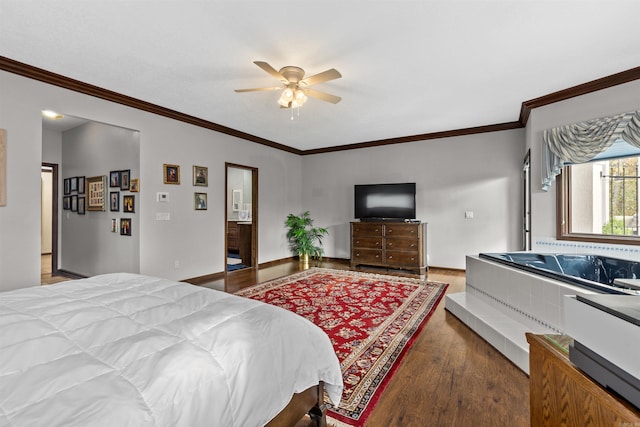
[174,260,180,269]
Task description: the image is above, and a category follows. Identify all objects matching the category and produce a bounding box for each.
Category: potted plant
[285,211,329,265]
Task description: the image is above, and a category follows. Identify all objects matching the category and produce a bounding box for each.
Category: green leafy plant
[285,211,328,260]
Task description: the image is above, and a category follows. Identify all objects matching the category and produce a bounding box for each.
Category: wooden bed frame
[266,382,327,427]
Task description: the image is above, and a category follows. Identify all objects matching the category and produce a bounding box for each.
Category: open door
[522,150,531,251]
[225,163,258,272]
[42,163,59,279]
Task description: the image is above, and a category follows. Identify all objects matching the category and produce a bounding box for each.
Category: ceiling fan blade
[253,61,287,82]
[304,88,342,104]
[234,86,283,93]
[300,68,341,86]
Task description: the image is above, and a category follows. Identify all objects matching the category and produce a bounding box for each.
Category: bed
[0,273,343,426]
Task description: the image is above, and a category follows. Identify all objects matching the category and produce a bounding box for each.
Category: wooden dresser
[350,221,427,275]
[527,333,640,426]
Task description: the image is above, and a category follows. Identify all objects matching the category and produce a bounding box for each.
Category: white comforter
[0,273,343,427]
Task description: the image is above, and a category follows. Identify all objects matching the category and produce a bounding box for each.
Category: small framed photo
[63,196,71,210]
[193,165,208,187]
[111,218,118,233]
[120,169,130,191]
[70,177,78,193]
[194,192,207,210]
[110,191,120,212]
[77,176,85,194]
[110,171,120,188]
[64,178,71,195]
[130,178,139,192]
[120,218,132,236]
[78,197,86,215]
[123,195,135,213]
[71,194,78,212]
[163,164,180,184]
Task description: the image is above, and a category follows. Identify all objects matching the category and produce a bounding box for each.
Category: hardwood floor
[200,260,531,427]
[40,254,69,285]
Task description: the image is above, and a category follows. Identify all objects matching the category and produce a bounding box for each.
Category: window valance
[542,110,640,191]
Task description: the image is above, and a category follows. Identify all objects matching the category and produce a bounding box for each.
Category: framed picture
[78,197,86,215]
[109,171,120,188]
[194,192,207,210]
[120,169,130,191]
[130,178,139,192]
[238,209,249,220]
[77,176,85,194]
[63,196,71,210]
[87,175,107,211]
[70,177,78,193]
[0,129,6,206]
[232,189,242,211]
[71,194,78,212]
[123,195,135,213]
[163,164,180,184]
[120,218,132,236]
[111,218,118,233]
[110,191,119,211]
[64,178,71,195]
[193,165,208,187]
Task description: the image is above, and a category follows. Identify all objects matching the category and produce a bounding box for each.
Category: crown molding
[1,56,638,155]
[0,56,302,155]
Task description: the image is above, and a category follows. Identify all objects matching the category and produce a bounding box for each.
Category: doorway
[225,163,258,272]
[522,150,531,250]
[41,163,59,279]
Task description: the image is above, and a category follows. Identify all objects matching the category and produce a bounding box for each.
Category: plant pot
[299,254,310,268]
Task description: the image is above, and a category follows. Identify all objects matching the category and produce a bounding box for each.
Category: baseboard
[56,269,86,280]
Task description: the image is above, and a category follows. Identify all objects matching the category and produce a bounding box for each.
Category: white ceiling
[2,1,640,151]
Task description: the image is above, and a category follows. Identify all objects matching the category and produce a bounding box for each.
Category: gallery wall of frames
[63,169,138,236]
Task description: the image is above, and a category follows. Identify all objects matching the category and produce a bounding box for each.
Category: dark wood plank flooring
[200,259,530,427]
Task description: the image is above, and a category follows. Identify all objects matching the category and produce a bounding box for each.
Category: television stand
[350,221,428,276]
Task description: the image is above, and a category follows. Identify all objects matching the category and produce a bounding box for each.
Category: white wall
[527,79,640,256]
[60,121,140,276]
[301,129,526,269]
[0,70,302,291]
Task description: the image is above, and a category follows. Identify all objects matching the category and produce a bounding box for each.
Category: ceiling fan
[234,61,342,109]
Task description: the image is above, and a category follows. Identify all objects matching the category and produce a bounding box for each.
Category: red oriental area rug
[235,268,448,427]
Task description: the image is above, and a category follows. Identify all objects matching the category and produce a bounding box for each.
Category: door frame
[225,163,258,271]
[42,162,59,274]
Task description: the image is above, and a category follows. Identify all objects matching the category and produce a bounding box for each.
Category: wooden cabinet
[527,333,640,427]
[227,221,239,252]
[350,221,427,275]
[238,222,252,267]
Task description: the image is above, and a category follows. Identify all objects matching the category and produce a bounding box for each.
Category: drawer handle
[388,255,393,259]
[376,255,380,258]
[388,229,393,233]
[388,243,393,247]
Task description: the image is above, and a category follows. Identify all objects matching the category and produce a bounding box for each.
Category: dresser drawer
[385,251,421,267]
[352,223,383,237]
[384,223,419,238]
[385,237,419,252]
[352,248,383,264]
[353,236,383,249]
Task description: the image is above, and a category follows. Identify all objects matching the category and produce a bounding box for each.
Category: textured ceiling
[2,0,640,151]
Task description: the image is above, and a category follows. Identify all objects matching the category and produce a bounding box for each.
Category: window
[559,155,640,244]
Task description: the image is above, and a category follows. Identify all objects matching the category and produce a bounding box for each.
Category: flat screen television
[354,183,416,221]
